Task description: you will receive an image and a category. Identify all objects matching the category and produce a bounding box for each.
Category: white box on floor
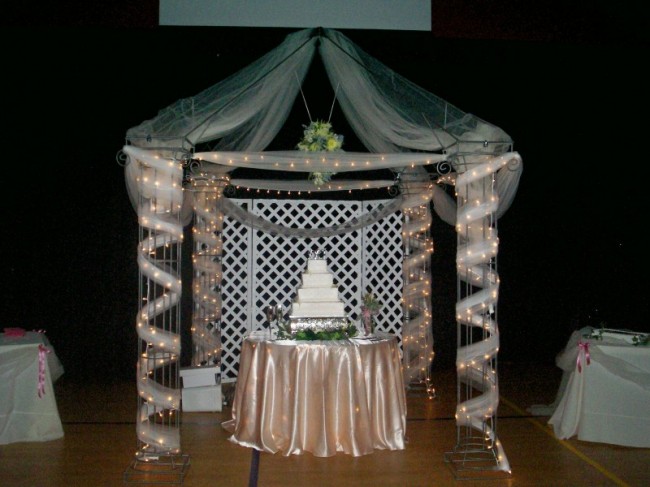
[182,384,222,412]
[180,365,219,388]
[180,365,222,412]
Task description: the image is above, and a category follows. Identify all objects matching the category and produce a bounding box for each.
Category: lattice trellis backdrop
[219,199,403,381]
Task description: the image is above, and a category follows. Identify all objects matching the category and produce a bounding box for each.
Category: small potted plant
[360,292,382,335]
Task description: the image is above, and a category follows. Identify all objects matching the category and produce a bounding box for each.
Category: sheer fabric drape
[125,27,521,227]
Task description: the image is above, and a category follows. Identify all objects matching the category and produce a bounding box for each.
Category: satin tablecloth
[548,327,650,447]
[222,331,407,457]
[0,331,64,445]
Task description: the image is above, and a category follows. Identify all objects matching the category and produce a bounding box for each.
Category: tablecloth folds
[0,331,64,444]
[223,332,406,457]
[548,326,650,447]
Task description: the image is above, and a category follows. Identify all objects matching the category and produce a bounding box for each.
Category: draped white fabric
[125,28,521,227]
[220,196,401,238]
[216,189,442,239]
[0,332,64,445]
[193,150,446,172]
[126,28,512,154]
[127,29,318,151]
[126,151,520,230]
[548,328,650,447]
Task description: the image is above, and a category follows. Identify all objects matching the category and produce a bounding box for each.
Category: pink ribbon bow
[38,344,50,398]
[576,340,591,373]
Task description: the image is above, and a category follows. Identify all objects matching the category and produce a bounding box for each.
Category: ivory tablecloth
[548,327,650,447]
[223,331,406,457]
[0,331,64,444]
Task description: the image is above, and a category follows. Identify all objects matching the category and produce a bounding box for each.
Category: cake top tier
[306,258,328,274]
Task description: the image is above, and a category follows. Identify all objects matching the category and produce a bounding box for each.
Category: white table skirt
[548,327,650,447]
[0,331,64,445]
[223,331,407,457]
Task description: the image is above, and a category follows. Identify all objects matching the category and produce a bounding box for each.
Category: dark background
[2,3,648,382]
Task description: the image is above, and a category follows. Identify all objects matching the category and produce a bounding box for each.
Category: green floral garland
[276,320,358,341]
[584,322,649,346]
[292,323,358,341]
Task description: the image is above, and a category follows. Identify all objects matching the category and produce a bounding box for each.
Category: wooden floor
[1,362,649,487]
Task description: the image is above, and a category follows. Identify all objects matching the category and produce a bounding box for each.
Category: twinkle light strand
[194,151,445,173]
[399,167,435,398]
[125,145,184,455]
[451,152,521,473]
[190,177,227,368]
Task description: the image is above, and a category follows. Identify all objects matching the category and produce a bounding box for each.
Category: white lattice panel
[220,201,252,381]
[220,199,403,380]
[361,201,404,342]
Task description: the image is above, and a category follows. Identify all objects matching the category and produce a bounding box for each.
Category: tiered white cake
[289,257,348,330]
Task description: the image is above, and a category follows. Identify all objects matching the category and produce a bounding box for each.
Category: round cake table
[222,331,406,457]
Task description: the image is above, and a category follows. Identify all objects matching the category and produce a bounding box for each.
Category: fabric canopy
[124,27,522,225]
[126,27,513,155]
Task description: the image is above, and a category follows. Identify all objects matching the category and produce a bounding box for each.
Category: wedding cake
[289,253,348,331]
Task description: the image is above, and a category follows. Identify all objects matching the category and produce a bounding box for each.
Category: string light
[451,153,521,474]
[127,146,184,454]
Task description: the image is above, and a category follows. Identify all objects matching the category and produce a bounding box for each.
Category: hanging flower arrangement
[296,120,343,187]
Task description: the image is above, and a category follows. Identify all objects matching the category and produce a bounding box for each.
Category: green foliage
[296,120,344,152]
[296,120,343,187]
[277,322,358,341]
[582,323,649,346]
[361,292,382,313]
